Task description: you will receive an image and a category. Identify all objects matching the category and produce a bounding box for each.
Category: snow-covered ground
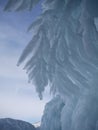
[33,122,41,128]
[33,122,41,130]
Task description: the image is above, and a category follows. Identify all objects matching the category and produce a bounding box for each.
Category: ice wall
[41,95,64,130]
[4,0,98,130]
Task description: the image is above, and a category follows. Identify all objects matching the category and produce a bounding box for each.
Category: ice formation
[5,0,98,130]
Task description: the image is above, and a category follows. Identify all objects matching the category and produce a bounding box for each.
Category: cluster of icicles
[5,0,98,130]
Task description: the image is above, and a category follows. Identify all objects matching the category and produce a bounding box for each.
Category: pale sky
[0,1,51,124]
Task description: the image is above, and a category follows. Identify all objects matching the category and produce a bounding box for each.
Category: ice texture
[4,0,40,11]
[5,0,98,130]
[41,95,64,130]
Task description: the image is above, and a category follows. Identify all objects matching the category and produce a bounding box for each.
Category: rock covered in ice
[0,118,36,130]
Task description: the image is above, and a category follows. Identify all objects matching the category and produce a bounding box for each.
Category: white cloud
[0,93,49,123]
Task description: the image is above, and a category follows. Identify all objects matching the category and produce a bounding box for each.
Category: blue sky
[0,1,50,124]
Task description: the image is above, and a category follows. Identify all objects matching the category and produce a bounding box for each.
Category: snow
[33,122,41,128]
